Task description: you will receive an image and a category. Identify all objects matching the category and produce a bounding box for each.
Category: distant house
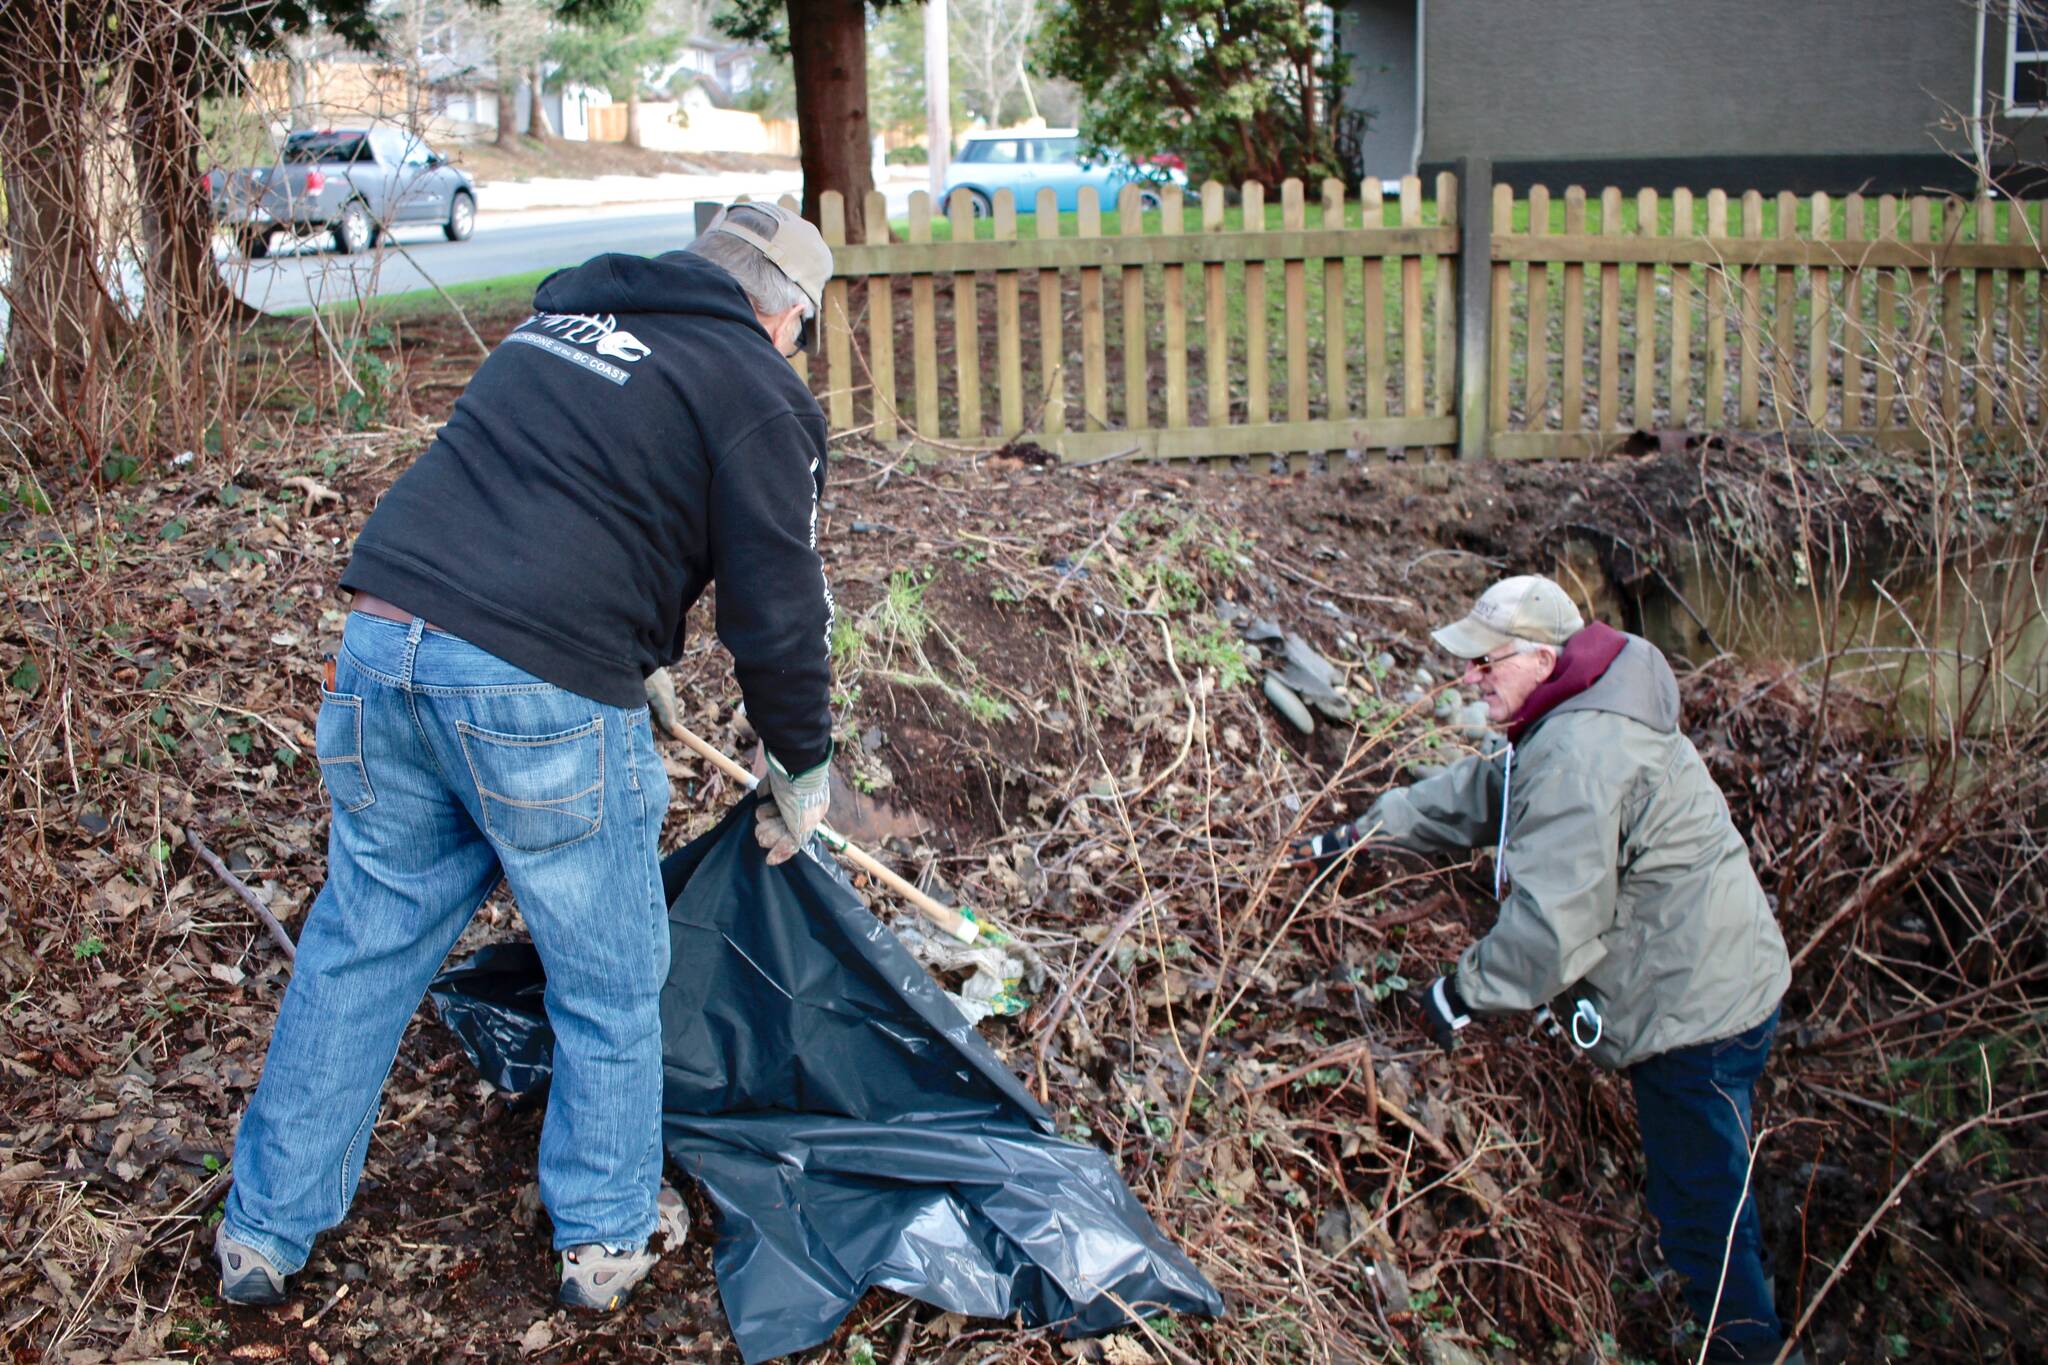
[1334,0,2032,194]
[653,35,759,106]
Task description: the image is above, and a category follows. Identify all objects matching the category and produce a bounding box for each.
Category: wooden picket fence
[766,171,2048,465]
[1487,186,2048,459]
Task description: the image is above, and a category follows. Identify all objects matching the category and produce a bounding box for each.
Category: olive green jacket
[1364,635,1790,1068]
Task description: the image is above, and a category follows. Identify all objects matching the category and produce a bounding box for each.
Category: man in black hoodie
[215,203,837,1313]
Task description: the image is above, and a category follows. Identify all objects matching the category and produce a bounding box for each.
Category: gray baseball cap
[702,201,833,316]
[1430,575,1585,658]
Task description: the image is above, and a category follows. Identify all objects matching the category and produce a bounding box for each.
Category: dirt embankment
[3,328,2043,1364]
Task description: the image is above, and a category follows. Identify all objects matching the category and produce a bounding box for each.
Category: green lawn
[277,267,554,321]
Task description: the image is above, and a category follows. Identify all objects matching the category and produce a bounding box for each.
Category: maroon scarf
[1504,621,1628,743]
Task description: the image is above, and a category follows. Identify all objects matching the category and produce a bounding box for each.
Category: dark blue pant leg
[1629,1007,1787,1362]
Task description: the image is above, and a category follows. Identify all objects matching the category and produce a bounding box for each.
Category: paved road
[228,208,710,314]
[229,178,926,314]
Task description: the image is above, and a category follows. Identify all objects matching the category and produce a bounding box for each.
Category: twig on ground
[186,827,298,962]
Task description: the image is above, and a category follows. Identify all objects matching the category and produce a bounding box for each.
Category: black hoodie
[341,251,833,772]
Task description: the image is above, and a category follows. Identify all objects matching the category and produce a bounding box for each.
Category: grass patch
[277,266,554,322]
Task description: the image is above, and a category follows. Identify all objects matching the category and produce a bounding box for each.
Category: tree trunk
[923,0,950,201]
[626,88,643,149]
[0,36,122,421]
[287,51,313,130]
[528,60,555,142]
[494,40,518,146]
[788,0,874,241]
[130,23,259,340]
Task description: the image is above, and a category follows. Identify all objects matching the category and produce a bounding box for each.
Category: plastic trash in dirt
[429,796,1222,1363]
[1214,600,1358,734]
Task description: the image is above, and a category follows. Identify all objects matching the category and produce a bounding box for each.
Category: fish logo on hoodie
[505,311,650,385]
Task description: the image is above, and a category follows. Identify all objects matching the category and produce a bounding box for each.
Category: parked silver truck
[211,127,476,258]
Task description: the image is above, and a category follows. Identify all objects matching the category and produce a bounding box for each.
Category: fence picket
[1244,182,1269,426]
[1875,196,1898,432]
[1525,185,1551,427]
[1491,182,1515,434]
[1670,187,1692,427]
[1908,196,1933,429]
[996,192,1023,435]
[1401,175,1426,419]
[1974,194,1995,427]
[1562,187,1587,433]
[1635,188,1659,425]
[1362,179,1386,419]
[821,192,853,430]
[909,192,939,439]
[1773,191,1797,417]
[2039,205,2048,430]
[1808,192,1830,423]
[1939,198,1962,428]
[1165,189,1189,428]
[1323,179,1348,421]
[1433,170,1458,443]
[1704,189,1727,428]
[1739,190,1763,426]
[1842,193,1864,430]
[1598,187,1622,436]
[865,190,896,440]
[1078,188,1106,432]
[2005,202,2028,428]
[1202,182,1229,431]
[1120,186,1148,432]
[1283,179,1310,447]
[950,189,983,438]
[1035,188,1062,437]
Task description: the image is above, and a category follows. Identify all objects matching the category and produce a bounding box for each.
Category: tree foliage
[1035,0,1363,187]
[548,0,673,98]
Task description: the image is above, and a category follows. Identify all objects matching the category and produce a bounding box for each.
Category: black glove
[1289,819,1364,867]
[1415,975,1471,1053]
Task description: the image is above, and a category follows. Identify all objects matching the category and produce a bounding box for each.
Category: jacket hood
[1536,630,1680,737]
[532,251,765,332]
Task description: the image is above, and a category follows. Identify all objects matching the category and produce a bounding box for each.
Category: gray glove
[756,752,829,866]
[645,669,680,736]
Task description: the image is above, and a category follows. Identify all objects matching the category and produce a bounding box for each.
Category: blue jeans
[223,613,671,1271]
[1630,1006,1787,1362]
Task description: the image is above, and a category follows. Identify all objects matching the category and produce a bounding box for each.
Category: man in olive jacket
[1306,576,1797,1363]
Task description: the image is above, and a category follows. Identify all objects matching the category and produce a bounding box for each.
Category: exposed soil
[5,304,2045,1365]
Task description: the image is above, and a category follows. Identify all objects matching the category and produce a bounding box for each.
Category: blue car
[941,129,1188,217]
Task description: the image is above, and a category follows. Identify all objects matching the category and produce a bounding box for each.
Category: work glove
[645,669,680,737]
[1414,974,1471,1053]
[756,751,830,866]
[1288,818,1364,867]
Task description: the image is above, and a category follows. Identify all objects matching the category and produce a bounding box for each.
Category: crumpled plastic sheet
[429,796,1222,1363]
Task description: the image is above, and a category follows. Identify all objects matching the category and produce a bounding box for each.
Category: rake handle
[663,720,981,945]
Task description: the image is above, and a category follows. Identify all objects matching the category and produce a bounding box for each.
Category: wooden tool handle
[664,721,982,944]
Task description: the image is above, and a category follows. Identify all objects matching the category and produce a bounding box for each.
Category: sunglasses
[1470,646,1524,674]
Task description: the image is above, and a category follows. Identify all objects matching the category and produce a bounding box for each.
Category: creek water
[1555,530,2048,732]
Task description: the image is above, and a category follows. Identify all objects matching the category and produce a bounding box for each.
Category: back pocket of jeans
[316,690,376,813]
[455,716,605,853]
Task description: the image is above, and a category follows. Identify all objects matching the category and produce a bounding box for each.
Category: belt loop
[400,617,426,685]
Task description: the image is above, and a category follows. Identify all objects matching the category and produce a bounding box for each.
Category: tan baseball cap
[1430,575,1585,658]
[702,201,833,316]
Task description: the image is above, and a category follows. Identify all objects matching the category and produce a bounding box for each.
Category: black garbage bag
[428,797,1222,1363]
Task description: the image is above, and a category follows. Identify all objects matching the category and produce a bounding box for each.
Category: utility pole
[924,0,950,201]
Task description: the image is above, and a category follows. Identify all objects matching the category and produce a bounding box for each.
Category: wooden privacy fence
[772,164,2048,465]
